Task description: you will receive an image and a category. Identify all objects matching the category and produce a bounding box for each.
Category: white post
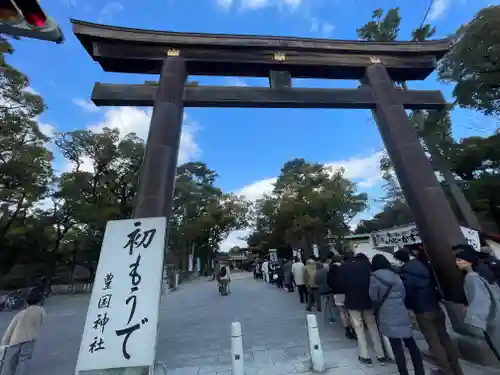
[231,322,244,375]
[174,272,180,289]
[153,362,167,375]
[306,314,325,372]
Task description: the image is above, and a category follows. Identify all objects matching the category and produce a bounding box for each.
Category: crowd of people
[252,244,500,375]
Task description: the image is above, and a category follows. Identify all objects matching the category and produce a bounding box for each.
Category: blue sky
[6,0,499,250]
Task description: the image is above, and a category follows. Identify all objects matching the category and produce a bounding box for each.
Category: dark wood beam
[91,83,446,110]
[90,41,438,80]
[72,19,450,57]
[71,20,449,81]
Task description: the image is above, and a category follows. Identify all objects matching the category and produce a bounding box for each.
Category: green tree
[249,158,367,258]
[0,37,55,285]
[169,162,250,273]
[354,200,413,234]
[356,8,402,42]
[0,39,250,288]
[0,50,53,237]
[438,6,500,116]
[449,131,500,228]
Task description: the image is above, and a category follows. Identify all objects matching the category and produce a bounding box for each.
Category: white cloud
[427,0,450,21]
[219,229,252,252]
[237,0,302,10]
[237,177,276,202]
[241,0,269,9]
[225,77,248,87]
[320,23,334,36]
[282,0,301,7]
[326,151,383,188]
[38,122,55,138]
[98,1,124,23]
[235,151,383,203]
[218,151,384,251]
[62,107,201,173]
[73,98,100,113]
[217,0,233,8]
[311,20,334,37]
[23,87,39,96]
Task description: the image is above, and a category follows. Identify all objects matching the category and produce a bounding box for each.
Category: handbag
[372,275,393,316]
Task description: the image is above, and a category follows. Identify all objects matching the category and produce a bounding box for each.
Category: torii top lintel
[71,19,451,81]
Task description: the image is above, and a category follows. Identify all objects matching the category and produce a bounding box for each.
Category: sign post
[75,217,167,374]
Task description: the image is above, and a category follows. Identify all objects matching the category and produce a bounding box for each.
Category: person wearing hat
[453,244,498,285]
[456,249,500,362]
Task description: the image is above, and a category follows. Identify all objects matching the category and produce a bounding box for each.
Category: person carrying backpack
[218,263,231,295]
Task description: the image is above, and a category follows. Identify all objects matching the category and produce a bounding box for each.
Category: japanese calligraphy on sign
[75,217,167,373]
[370,224,480,251]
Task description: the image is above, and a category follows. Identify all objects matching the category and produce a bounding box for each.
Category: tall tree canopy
[438,5,500,116]
[248,158,368,258]
[0,39,250,288]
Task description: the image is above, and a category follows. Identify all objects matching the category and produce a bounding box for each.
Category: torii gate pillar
[365,63,465,303]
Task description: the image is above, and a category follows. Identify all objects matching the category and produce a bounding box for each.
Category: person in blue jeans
[315,261,338,323]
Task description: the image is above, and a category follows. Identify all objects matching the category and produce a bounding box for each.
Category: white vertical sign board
[188,254,194,272]
[75,217,167,373]
[312,244,319,258]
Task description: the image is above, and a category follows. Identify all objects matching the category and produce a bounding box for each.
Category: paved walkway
[156,273,497,375]
[0,272,497,375]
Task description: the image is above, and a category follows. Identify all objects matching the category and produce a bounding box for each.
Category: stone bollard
[306,314,325,372]
[231,322,244,375]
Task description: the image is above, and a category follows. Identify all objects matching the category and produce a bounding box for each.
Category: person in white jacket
[1,291,46,375]
[291,257,307,304]
[262,260,269,283]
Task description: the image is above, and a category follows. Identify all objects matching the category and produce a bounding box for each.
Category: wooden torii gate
[71,19,467,302]
[71,22,474,374]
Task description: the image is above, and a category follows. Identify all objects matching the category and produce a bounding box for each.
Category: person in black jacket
[327,255,355,339]
[394,249,463,375]
[341,253,387,365]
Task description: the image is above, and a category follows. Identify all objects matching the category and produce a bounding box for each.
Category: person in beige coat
[1,292,45,375]
[304,259,321,312]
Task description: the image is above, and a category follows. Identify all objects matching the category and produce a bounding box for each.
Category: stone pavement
[0,272,497,375]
